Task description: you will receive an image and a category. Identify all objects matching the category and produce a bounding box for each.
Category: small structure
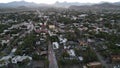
[1,40,10,46]
[87,62,102,68]
[12,33,19,37]
[59,37,67,45]
[11,48,17,53]
[12,56,32,64]
[0,56,12,67]
[49,25,55,29]
[78,56,83,61]
[36,41,41,45]
[52,42,59,49]
[67,49,75,57]
[115,44,120,47]
[40,51,47,56]
[83,66,88,68]
[79,41,88,50]
[111,55,120,63]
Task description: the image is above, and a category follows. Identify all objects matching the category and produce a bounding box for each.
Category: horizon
[0,0,119,4]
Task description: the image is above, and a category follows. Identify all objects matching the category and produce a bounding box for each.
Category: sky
[0,0,119,4]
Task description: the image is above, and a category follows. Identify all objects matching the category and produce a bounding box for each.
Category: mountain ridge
[0,1,120,8]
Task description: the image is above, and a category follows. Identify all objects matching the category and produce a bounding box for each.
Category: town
[0,8,120,68]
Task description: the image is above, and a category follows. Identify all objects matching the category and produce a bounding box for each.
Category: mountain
[0,1,34,8]
[0,1,120,9]
[93,2,120,8]
[54,1,93,8]
[0,1,50,8]
[114,2,120,5]
[0,1,93,8]
[69,2,120,10]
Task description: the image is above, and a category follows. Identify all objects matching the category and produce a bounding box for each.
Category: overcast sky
[0,0,119,4]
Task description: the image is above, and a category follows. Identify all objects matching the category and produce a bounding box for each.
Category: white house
[0,56,12,67]
[48,31,56,36]
[78,56,83,61]
[36,41,41,45]
[12,33,19,37]
[11,48,17,53]
[12,56,32,64]
[52,42,59,49]
[1,40,10,46]
[115,44,120,47]
[78,14,88,18]
[64,46,70,49]
[67,49,75,56]
[3,30,9,33]
[59,37,67,45]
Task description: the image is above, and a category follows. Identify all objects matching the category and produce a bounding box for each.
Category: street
[48,41,58,68]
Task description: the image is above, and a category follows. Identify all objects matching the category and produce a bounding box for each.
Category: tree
[32,53,40,60]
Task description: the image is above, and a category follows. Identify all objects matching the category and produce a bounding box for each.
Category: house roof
[111,55,120,61]
[53,42,59,49]
[79,41,87,46]
[0,56,12,61]
[11,48,17,53]
[12,56,32,62]
[67,49,75,56]
[78,56,83,61]
[87,62,101,66]
[40,51,47,55]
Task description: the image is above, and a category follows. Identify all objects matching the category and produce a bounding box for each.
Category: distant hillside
[54,1,93,8]
[0,1,94,8]
[0,1,120,9]
[114,2,120,5]
[93,3,120,8]
[0,1,50,8]
[69,2,120,10]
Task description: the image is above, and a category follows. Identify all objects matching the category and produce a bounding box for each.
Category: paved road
[89,45,112,68]
[36,9,58,68]
[48,41,58,68]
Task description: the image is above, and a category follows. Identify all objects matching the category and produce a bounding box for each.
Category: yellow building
[49,25,55,29]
